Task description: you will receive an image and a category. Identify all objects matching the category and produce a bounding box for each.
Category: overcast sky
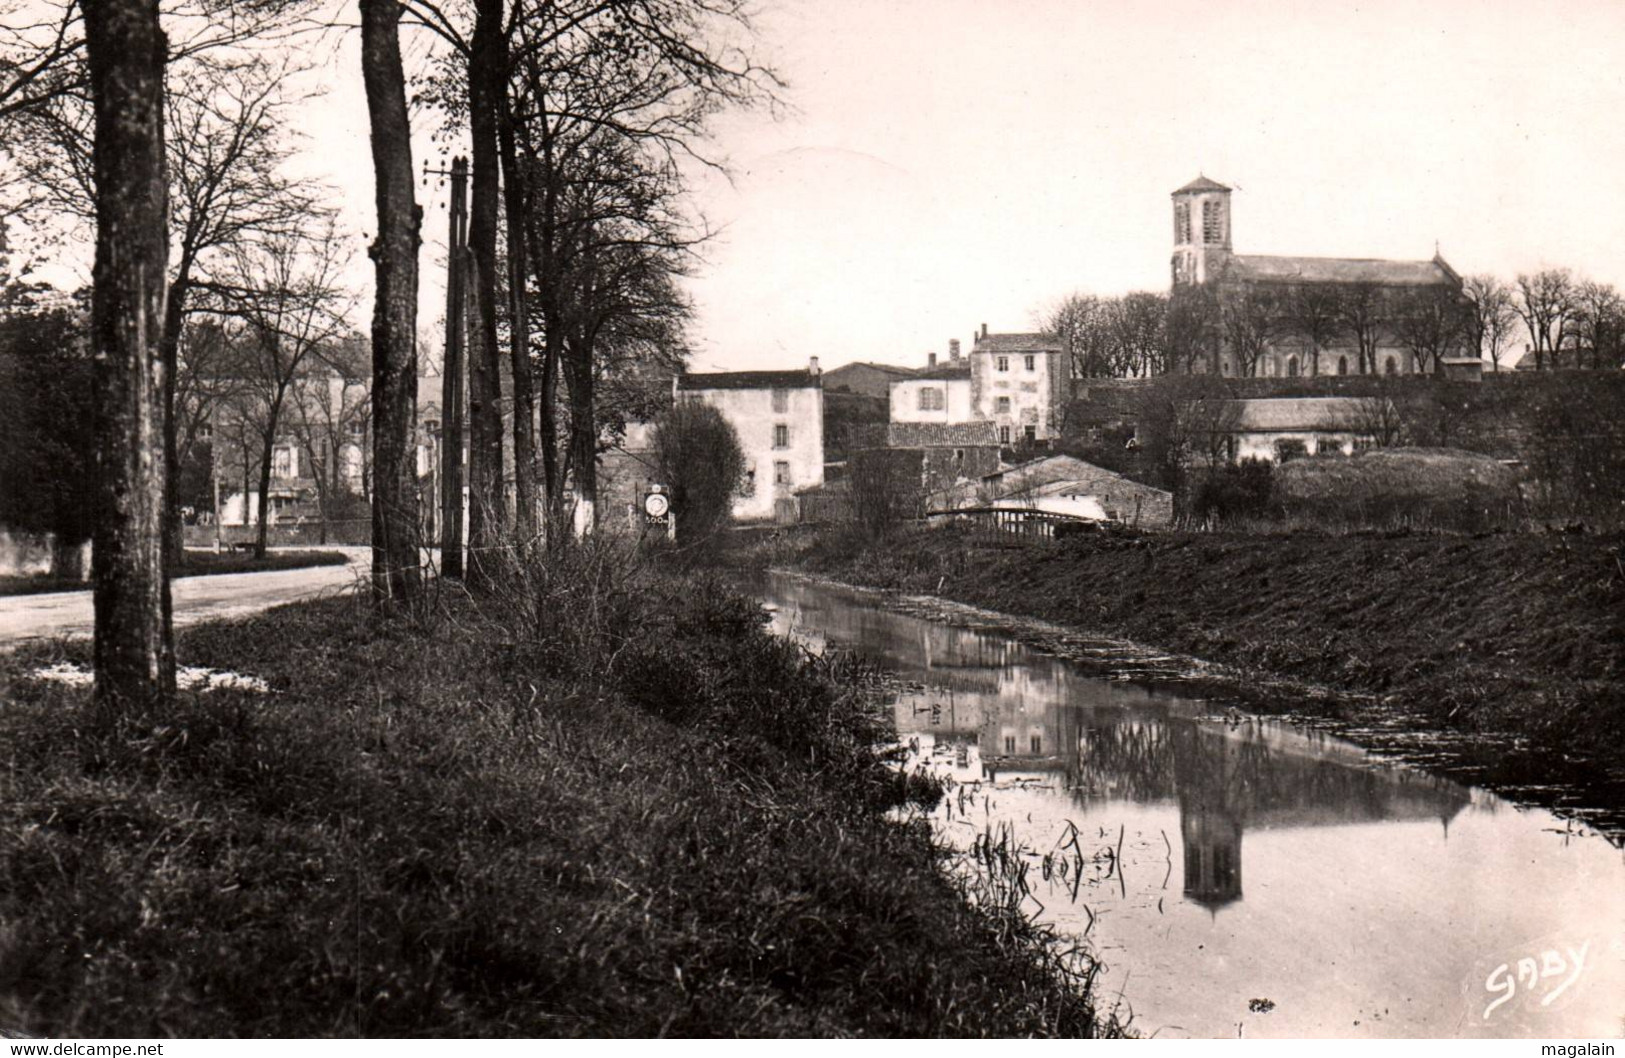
[25,0,1625,375]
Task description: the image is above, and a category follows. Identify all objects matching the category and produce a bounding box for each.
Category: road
[0,548,372,645]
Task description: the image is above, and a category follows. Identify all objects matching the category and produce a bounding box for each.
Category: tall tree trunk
[254,428,274,557]
[85,0,174,713]
[564,333,596,536]
[465,0,505,580]
[440,156,467,579]
[359,0,421,604]
[498,109,537,542]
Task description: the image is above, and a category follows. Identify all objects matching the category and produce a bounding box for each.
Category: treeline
[0,0,774,707]
[1042,267,1625,379]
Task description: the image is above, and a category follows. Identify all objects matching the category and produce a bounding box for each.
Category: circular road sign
[644,492,670,518]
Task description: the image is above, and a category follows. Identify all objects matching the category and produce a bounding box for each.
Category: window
[995,396,1011,415]
[770,388,788,413]
[953,448,964,465]
[1274,438,1308,462]
[996,355,1009,372]
[347,418,365,437]
[272,446,295,478]
[773,424,789,449]
[1004,736,1015,754]
[917,386,944,411]
[424,418,440,437]
[1023,425,1037,443]
[1337,355,1348,376]
[1315,438,1339,456]
[1030,735,1042,754]
[1287,356,1300,377]
[1175,201,1191,244]
[739,466,756,496]
[1024,354,1036,371]
[773,460,791,485]
[999,425,1011,445]
[1384,356,1398,376]
[1354,436,1375,454]
[1202,199,1224,244]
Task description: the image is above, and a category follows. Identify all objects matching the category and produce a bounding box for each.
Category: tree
[1336,282,1386,375]
[1462,274,1517,372]
[1513,268,1576,371]
[287,334,370,544]
[651,400,742,545]
[1572,279,1625,371]
[1218,284,1276,377]
[1131,375,1240,513]
[83,0,173,710]
[1165,284,1218,374]
[1284,282,1341,377]
[1044,292,1113,379]
[1392,285,1467,375]
[0,285,94,577]
[360,0,421,604]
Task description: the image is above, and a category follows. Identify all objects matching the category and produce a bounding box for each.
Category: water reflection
[763,575,1625,1038]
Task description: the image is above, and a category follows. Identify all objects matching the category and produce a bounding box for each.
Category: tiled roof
[886,422,1000,448]
[827,361,918,378]
[972,332,1062,354]
[677,370,819,391]
[905,362,972,381]
[1218,397,1374,432]
[1174,175,1231,194]
[1224,254,1456,287]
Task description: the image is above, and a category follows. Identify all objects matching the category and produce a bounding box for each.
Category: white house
[888,327,1069,445]
[676,360,825,523]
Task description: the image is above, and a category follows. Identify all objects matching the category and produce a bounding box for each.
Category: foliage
[848,447,926,540]
[652,400,745,545]
[1190,459,1275,524]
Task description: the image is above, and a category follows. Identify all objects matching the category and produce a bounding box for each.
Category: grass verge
[0,550,351,596]
[0,547,1123,1038]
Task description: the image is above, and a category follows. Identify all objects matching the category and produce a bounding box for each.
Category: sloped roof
[886,422,1000,448]
[1219,397,1373,432]
[826,361,918,378]
[677,369,819,391]
[905,361,972,381]
[1174,175,1231,194]
[1225,254,1456,287]
[972,332,1063,354]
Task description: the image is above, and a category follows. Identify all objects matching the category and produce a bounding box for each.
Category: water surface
[761,573,1625,1039]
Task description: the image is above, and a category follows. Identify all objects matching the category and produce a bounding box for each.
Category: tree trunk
[359,0,421,604]
[440,156,467,579]
[564,334,596,536]
[465,0,506,580]
[498,108,537,542]
[255,428,274,557]
[85,0,174,713]
[159,273,189,578]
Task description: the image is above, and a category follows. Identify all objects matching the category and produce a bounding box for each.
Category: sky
[16,0,1625,375]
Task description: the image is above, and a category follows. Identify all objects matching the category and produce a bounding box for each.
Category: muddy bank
[765,526,1625,835]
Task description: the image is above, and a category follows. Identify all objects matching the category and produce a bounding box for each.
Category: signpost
[643,484,675,542]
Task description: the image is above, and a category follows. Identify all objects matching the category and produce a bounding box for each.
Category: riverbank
[0,556,1124,1037]
[0,549,351,597]
[764,525,1625,825]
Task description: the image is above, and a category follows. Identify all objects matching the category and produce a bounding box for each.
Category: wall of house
[919,444,1001,495]
[687,385,824,523]
[1232,430,1364,463]
[890,377,973,424]
[971,350,1063,442]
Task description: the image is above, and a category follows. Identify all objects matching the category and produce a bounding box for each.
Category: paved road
[0,548,372,645]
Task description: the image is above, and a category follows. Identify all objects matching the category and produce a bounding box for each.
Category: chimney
[949,339,960,361]
[808,355,820,376]
[981,322,988,339]
[927,351,937,368]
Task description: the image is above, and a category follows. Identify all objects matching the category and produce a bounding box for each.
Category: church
[1170,175,1467,378]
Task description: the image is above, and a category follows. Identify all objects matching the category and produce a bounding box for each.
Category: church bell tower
[1171,175,1232,287]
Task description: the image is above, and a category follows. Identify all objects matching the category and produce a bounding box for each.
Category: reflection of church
[1075,720,1470,911]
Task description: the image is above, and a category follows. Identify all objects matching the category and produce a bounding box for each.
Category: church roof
[1174,175,1232,195]
[1224,254,1456,287]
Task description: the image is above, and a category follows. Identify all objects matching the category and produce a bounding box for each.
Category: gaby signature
[1482,940,1589,1020]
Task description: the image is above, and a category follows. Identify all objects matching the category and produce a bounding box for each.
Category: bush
[1190,459,1276,523]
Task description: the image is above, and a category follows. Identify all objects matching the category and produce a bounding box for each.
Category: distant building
[823,361,918,400]
[1170,175,1468,378]
[1208,397,1380,463]
[889,329,1068,444]
[676,360,825,523]
[884,421,1002,495]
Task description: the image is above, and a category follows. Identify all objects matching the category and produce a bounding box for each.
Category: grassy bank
[774,525,1625,778]
[0,549,351,597]
[0,551,1122,1037]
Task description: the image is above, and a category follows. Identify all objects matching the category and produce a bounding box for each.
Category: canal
[759,573,1625,1039]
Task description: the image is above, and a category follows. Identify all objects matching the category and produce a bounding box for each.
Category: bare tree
[1218,283,1276,377]
[83,0,172,710]
[1514,268,1576,371]
[1165,284,1218,374]
[1462,273,1518,372]
[1392,285,1467,375]
[1284,281,1341,376]
[1336,281,1385,375]
[1572,279,1625,371]
[288,335,369,544]
[360,0,421,604]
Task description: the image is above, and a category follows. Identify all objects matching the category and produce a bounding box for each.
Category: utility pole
[427,155,469,577]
